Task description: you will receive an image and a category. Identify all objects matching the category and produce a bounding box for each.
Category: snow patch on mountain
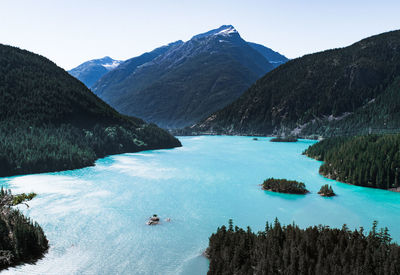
[215,26,237,36]
[102,60,122,69]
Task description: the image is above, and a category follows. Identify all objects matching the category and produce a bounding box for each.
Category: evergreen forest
[0,44,181,177]
[190,30,400,137]
[207,219,400,275]
[304,134,400,190]
[262,178,308,194]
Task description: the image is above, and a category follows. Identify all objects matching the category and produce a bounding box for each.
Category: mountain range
[0,44,180,177]
[190,30,400,137]
[70,25,288,129]
[68,56,122,88]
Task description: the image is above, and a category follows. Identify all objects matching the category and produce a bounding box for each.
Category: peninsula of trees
[304,134,400,190]
[0,44,181,177]
[262,178,308,194]
[206,219,400,274]
[0,188,48,270]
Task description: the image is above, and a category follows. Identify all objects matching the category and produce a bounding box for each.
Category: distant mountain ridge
[189,30,400,137]
[68,56,122,88]
[92,41,184,100]
[90,25,287,128]
[248,42,289,68]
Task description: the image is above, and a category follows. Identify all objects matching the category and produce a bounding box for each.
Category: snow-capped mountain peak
[68,56,123,88]
[215,25,237,36]
[191,25,239,40]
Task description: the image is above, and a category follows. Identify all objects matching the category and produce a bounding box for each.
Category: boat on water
[147,214,160,225]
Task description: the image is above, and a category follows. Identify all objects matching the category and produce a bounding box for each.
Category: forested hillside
[191,30,400,137]
[301,77,400,136]
[0,44,181,177]
[207,219,400,274]
[304,134,400,190]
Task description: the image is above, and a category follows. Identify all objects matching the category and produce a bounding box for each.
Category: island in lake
[318,184,336,197]
[270,136,298,142]
[262,178,309,194]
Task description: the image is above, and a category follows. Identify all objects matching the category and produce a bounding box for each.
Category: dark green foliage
[207,219,400,275]
[318,184,335,197]
[11,192,37,206]
[0,43,181,177]
[193,30,400,136]
[270,136,298,142]
[304,134,400,189]
[302,136,349,161]
[301,77,400,137]
[0,188,48,270]
[262,178,308,194]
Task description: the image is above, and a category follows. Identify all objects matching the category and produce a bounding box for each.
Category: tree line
[207,219,400,274]
[304,134,400,190]
[0,43,181,177]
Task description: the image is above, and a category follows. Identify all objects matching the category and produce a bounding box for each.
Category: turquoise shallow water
[1,136,400,274]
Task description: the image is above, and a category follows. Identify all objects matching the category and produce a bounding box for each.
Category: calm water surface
[1,136,400,274]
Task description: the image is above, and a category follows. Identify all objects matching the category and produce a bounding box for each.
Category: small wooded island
[270,136,298,142]
[318,184,336,197]
[0,188,48,270]
[262,178,309,194]
[206,219,400,274]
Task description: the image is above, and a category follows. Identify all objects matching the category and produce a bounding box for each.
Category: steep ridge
[68,56,122,88]
[0,44,181,177]
[248,42,289,68]
[92,25,279,128]
[92,41,183,99]
[191,30,400,137]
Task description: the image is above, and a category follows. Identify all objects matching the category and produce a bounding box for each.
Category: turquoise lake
[1,136,400,274]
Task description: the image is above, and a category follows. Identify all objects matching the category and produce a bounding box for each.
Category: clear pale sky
[1,0,399,70]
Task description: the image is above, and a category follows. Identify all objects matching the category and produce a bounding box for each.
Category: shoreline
[0,143,181,179]
[304,153,400,193]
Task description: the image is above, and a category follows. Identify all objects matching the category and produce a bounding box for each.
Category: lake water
[1,136,400,274]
